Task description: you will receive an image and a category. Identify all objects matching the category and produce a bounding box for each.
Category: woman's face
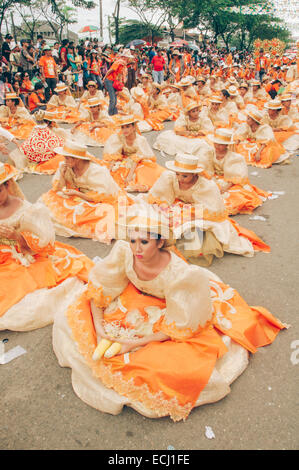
[0,182,9,206]
[247,116,259,128]
[188,107,200,120]
[268,108,280,119]
[88,85,96,94]
[129,230,163,262]
[211,102,220,112]
[64,156,77,168]
[214,142,228,157]
[239,87,247,97]
[121,123,135,138]
[6,99,16,109]
[176,172,197,188]
[91,105,100,114]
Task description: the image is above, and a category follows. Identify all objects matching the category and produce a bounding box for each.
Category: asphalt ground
[0,121,298,451]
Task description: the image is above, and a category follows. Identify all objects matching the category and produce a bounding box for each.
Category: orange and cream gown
[0,198,93,332]
[47,93,82,123]
[153,112,214,164]
[72,108,115,147]
[261,113,299,154]
[0,104,35,140]
[244,87,269,110]
[41,161,130,243]
[52,239,285,421]
[201,105,230,128]
[203,148,270,215]
[180,85,199,108]
[129,87,157,133]
[234,121,287,168]
[146,94,175,131]
[144,170,269,263]
[102,132,165,191]
[8,123,65,174]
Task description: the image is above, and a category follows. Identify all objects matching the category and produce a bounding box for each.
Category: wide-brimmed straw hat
[54,83,68,93]
[34,110,57,122]
[247,109,263,124]
[196,76,206,83]
[184,101,201,113]
[87,97,102,108]
[264,99,282,110]
[280,93,292,102]
[117,114,140,126]
[54,140,93,160]
[239,82,249,89]
[227,85,238,96]
[0,162,18,185]
[87,80,97,87]
[117,205,172,241]
[209,94,223,104]
[5,92,20,101]
[250,79,261,87]
[208,128,234,145]
[120,49,134,59]
[172,49,181,56]
[165,153,205,174]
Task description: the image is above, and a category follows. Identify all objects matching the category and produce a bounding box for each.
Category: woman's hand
[0,225,21,242]
[62,188,80,197]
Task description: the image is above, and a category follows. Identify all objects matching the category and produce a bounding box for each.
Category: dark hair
[221,89,230,99]
[34,81,44,91]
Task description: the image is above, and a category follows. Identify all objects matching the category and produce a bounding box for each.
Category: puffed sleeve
[255,124,275,142]
[103,133,123,161]
[19,202,55,253]
[147,170,176,205]
[80,163,121,195]
[234,122,250,140]
[223,151,248,184]
[135,134,155,159]
[174,113,187,132]
[156,261,213,340]
[87,240,129,308]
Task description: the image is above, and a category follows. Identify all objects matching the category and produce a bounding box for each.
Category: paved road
[1,123,298,450]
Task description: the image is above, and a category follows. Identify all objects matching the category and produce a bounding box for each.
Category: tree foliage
[111,19,163,45]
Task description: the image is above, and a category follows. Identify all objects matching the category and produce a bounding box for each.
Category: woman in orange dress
[71,97,115,147]
[52,206,285,422]
[145,83,175,131]
[0,163,93,332]
[102,115,165,192]
[154,101,214,165]
[41,140,131,243]
[143,152,270,264]
[47,83,82,123]
[234,108,286,168]
[0,92,35,140]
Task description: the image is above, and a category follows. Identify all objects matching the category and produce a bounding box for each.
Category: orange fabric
[45,105,81,123]
[106,60,125,82]
[3,117,35,140]
[28,92,45,112]
[66,278,285,421]
[34,154,65,174]
[229,218,270,253]
[39,56,57,78]
[236,140,285,168]
[0,240,92,317]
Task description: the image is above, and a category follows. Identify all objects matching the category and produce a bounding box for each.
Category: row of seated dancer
[0,72,297,421]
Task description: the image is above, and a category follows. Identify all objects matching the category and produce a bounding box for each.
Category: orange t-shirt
[39,56,56,78]
[106,60,125,82]
[28,92,45,112]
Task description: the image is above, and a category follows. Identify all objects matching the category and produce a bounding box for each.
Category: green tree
[111,18,163,45]
[0,0,30,42]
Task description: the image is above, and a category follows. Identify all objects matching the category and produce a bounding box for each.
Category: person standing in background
[151,49,165,84]
[39,46,58,101]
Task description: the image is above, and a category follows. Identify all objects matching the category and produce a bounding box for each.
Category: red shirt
[151,55,165,72]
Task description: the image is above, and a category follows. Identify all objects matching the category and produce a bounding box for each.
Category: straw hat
[280,93,292,102]
[228,77,238,84]
[247,109,263,124]
[209,95,223,104]
[54,83,68,93]
[151,82,164,91]
[87,80,97,87]
[130,87,145,99]
[120,49,134,59]
[250,80,261,87]
[5,92,20,101]
[34,109,57,122]
[227,85,238,96]
[87,97,102,108]
[184,101,201,113]
[264,99,282,110]
[118,205,171,241]
[165,153,205,174]
[196,76,206,83]
[239,82,249,89]
[0,162,18,185]
[117,114,140,126]
[172,49,181,56]
[54,140,93,160]
[140,73,151,80]
[208,128,234,145]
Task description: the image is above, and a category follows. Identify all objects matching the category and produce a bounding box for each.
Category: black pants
[45,77,57,101]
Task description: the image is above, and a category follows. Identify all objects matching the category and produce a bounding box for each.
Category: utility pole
[99,0,103,41]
